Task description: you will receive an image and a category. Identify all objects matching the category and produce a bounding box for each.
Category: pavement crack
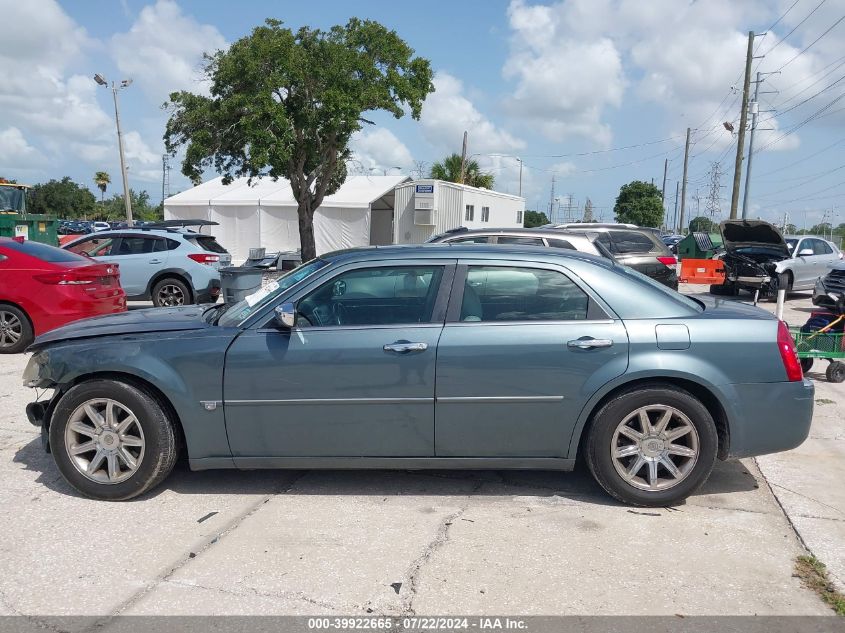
[399,480,484,617]
[96,471,308,622]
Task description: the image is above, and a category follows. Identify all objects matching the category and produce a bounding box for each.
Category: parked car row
[57,219,158,235]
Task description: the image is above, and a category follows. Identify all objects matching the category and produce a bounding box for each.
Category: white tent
[164,175,409,263]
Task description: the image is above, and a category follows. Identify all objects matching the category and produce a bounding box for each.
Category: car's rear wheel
[49,379,178,500]
[0,305,33,354]
[585,384,718,507]
[152,278,192,307]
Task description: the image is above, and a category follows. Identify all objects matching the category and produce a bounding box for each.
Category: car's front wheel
[0,304,33,354]
[585,384,718,507]
[49,379,178,500]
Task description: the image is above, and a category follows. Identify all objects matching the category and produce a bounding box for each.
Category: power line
[776,13,845,71]
[760,0,827,58]
[756,69,845,126]
[487,135,686,160]
[754,90,845,152]
[769,52,845,108]
[755,136,845,177]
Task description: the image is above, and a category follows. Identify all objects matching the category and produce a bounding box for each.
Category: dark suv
[549,224,678,289]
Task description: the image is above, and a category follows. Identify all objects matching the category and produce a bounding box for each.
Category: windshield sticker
[244,280,280,307]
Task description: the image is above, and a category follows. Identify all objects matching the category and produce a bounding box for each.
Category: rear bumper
[725,379,814,458]
[35,293,127,334]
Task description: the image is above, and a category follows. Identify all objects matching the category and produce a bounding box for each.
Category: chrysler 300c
[23,245,813,506]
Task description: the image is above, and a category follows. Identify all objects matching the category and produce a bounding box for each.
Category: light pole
[94,74,133,227]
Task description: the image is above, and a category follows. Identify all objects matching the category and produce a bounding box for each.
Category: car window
[2,240,89,263]
[546,238,576,250]
[186,235,228,254]
[813,239,833,255]
[459,266,589,322]
[297,266,444,327]
[66,237,114,257]
[786,238,798,252]
[610,231,659,254]
[495,236,545,246]
[116,236,159,255]
[447,236,491,244]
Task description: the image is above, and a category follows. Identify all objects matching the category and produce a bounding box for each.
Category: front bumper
[726,379,814,458]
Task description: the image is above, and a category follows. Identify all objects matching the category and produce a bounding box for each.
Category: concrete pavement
[0,291,840,616]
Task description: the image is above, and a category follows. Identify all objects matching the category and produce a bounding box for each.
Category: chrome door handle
[149,259,163,264]
[384,341,428,354]
[567,338,613,350]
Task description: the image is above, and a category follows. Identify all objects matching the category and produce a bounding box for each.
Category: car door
[101,235,170,297]
[434,260,629,458]
[813,239,839,279]
[223,260,455,461]
[791,239,818,288]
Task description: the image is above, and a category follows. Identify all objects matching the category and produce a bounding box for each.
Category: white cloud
[349,128,414,175]
[420,72,524,154]
[0,127,44,168]
[111,0,227,104]
[503,0,625,145]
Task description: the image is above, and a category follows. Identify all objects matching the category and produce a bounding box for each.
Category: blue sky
[2,0,845,230]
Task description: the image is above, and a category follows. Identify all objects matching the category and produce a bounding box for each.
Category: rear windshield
[610,231,662,254]
[1,239,88,263]
[187,235,228,254]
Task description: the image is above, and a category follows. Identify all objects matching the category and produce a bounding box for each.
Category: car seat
[460,283,483,321]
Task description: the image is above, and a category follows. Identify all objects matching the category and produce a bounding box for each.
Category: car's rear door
[223,259,455,460]
[106,235,170,296]
[434,259,629,458]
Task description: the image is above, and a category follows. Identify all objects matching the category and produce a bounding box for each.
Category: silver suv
[425,227,610,257]
[63,221,231,306]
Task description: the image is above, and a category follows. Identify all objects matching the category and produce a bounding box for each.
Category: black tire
[0,304,34,354]
[800,357,814,374]
[152,277,192,307]
[709,282,737,296]
[584,384,718,507]
[49,379,178,500]
[826,361,845,384]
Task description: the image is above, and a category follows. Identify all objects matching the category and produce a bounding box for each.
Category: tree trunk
[297,199,317,261]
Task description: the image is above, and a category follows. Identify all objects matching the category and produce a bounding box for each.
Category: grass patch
[816,398,836,405]
[795,555,845,615]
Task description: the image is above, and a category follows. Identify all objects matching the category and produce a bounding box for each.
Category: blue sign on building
[415,184,434,194]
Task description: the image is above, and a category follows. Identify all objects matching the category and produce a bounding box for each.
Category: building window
[481,206,490,222]
[465,204,474,221]
[517,210,524,224]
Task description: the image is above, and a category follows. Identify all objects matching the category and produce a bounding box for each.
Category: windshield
[0,186,25,212]
[786,239,798,252]
[216,258,329,327]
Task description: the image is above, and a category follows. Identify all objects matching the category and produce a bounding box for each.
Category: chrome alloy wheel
[0,310,22,348]
[611,405,699,491]
[157,284,185,306]
[64,399,145,484]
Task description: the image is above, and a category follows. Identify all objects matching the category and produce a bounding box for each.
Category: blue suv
[62,223,231,306]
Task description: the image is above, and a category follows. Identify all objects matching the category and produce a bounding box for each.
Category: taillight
[657,256,678,267]
[777,320,803,382]
[33,272,93,285]
[188,253,220,265]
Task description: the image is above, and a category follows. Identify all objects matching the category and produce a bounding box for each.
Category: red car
[0,238,126,353]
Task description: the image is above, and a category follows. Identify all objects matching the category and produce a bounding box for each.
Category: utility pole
[661,158,668,201]
[742,72,762,219]
[673,181,680,233]
[549,175,556,223]
[517,157,523,198]
[730,31,756,219]
[459,131,468,184]
[679,127,691,234]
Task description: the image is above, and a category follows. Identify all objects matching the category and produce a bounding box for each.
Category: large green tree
[99,189,162,222]
[28,177,96,218]
[164,18,433,260]
[429,153,495,189]
[523,210,549,228]
[688,216,717,233]
[613,180,664,227]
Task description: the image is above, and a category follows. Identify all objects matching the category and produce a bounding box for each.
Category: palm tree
[429,153,494,189]
[94,171,110,204]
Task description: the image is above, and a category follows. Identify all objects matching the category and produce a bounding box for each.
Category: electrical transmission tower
[705,162,724,220]
[161,154,172,203]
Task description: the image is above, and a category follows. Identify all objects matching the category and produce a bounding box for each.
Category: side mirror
[798,248,814,257]
[274,302,296,329]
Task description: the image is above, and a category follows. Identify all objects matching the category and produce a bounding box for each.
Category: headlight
[22,353,52,388]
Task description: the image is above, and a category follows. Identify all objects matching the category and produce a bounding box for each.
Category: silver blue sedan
[23,245,813,506]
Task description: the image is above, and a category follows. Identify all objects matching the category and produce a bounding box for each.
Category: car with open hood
[712,220,841,297]
[23,244,812,506]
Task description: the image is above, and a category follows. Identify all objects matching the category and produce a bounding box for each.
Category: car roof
[65,228,179,240]
[320,243,613,268]
[431,227,595,240]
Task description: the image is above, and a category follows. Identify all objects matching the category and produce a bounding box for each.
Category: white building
[164,175,525,262]
[393,179,525,244]
[164,175,408,263]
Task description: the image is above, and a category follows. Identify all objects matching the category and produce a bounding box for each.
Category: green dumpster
[0,213,59,246]
[676,232,723,260]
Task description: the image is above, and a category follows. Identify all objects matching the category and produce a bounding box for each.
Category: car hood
[720,220,790,257]
[29,306,212,350]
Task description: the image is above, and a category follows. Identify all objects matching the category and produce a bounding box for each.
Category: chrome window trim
[226,397,433,406]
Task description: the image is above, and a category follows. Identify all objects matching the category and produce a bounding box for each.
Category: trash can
[219,266,264,304]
